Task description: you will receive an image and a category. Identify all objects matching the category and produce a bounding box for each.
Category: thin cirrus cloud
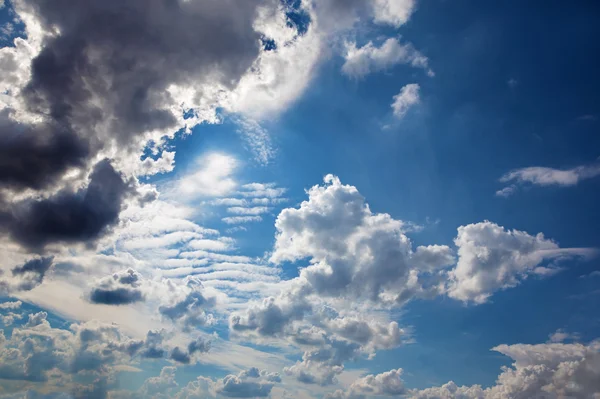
[497,161,600,197]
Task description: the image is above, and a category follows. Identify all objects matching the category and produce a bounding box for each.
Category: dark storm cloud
[19,0,267,146]
[0,0,274,248]
[0,110,90,191]
[1,159,131,250]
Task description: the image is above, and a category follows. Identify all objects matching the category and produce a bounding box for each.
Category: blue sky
[1,0,600,398]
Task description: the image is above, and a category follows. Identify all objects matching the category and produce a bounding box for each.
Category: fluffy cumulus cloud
[0,311,166,394]
[326,368,408,399]
[410,341,600,398]
[391,83,420,119]
[446,221,595,304]
[230,175,452,385]
[342,38,433,78]
[268,174,451,305]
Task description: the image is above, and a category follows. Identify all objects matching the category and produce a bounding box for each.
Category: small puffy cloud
[88,269,145,305]
[170,337,211,365]
[0,300,23,326]
[371,0,416,27]
[391,83,420,119]
[158,276,216,330]
[326,368,408,399]
[137,150,176,177]
[0,300,22,310]
[342,38,433,78]
[446,221,596,304]
[495,184,517,198]
[548,329,580,343]
[216,367,281,398]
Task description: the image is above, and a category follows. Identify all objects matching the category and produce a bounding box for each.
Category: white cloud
[227,206,271,215]
[136,150,176,176]
[234,117,276,166]
[240,182,287,198]
[391,83,420,119]
[222,216,263,224]
[414,341,600,398]
[548,329,580,343]
[498,162,600,197]
[342,38,433,78]
[172,153,238,199]
[495,184,517,198]
[446,221,596,304]
[326,368,408,399]
[371,0,416,27]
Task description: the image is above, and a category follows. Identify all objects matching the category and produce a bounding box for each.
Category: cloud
[0,311,173,393]
[409,341,600,398]
[239,183,287,198]
[325,368,408,399]
[446,221,596,304]
[0,0,304,255]
[0,257,54,294]
[342,38,433,78]
[498,162,600,196]
[269,174,445,306]
[370,0,416,27]
[495,184,517,198]
[158,276,217,330]
[215,367,280,398]
[391,83,420,119]
[88,269,145,306]
[234,117,275,166]
[0,300,22,310]
[173,153,239,199]
[222,216,263,224]
[548,329,580,343]
[0,111,90,192]
[1,159,131,250]
[227,207,271,215]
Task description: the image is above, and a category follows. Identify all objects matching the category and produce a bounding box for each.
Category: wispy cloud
[497,162,600,197]
[391,83,420,119]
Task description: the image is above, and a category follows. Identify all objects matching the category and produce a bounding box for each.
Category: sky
[0,0,600,398]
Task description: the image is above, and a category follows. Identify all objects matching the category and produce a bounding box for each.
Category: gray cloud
[1,159,131,250]
[0,0,278,253]
[89,269,144,306]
